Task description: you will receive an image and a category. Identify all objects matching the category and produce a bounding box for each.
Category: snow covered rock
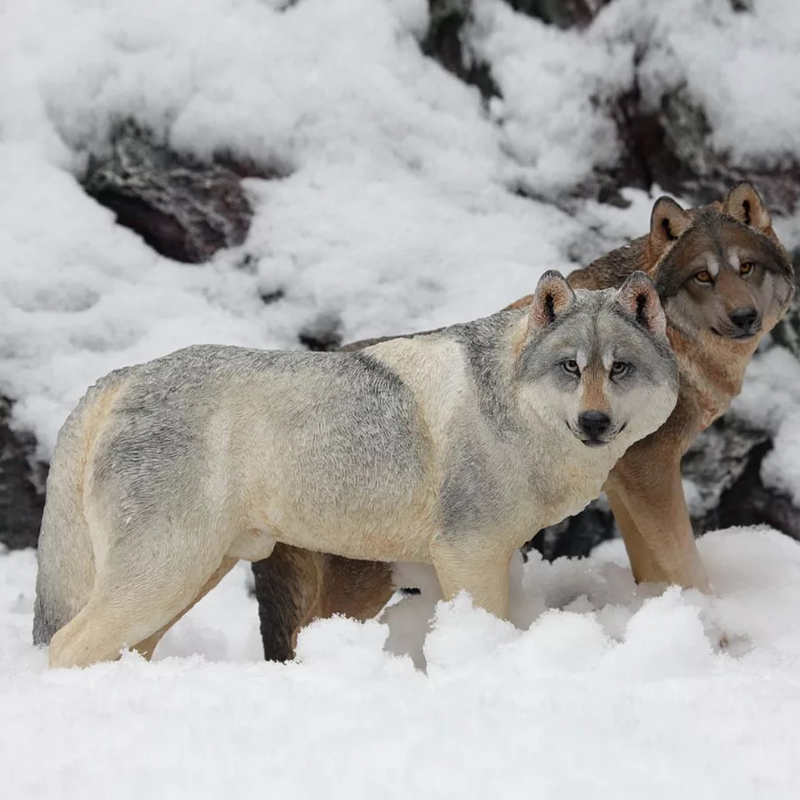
[82,121,270,263]
[505,0,612,29]
[423,0,500,100]
[0,397,46,551]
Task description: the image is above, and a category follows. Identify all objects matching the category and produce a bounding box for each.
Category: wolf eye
[694,270,713,284]
[610,361,629,378]
[739,261,755,276]
[562,359,580,376]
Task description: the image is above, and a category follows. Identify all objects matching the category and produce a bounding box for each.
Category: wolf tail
[32,371,127,646]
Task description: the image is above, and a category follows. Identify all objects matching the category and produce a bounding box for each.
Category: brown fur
[567,182,792,588]
[251,547,394,661]
[581,368,610,415]
[251,181,794,660]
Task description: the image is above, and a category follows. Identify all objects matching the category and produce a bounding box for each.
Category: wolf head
[646,182,795,342]
[518,271,679,449]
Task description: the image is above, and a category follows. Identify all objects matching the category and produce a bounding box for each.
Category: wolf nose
[729,307,759,333]
[578,411,611,440]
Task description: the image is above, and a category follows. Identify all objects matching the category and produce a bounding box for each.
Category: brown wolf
[251,181,794,661]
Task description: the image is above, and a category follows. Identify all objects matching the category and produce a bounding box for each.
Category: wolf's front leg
[429,536,515,619]
[606,456,710,592]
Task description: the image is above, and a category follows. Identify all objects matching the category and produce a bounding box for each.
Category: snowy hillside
[2,0,800,796]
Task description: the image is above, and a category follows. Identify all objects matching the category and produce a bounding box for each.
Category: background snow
[3,0,800,795]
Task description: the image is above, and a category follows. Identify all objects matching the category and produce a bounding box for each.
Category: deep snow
[3,0,800,796]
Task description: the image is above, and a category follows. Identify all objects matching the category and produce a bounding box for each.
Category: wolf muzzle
[577,410,612,447]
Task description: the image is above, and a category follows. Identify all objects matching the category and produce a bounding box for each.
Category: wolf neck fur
[666,320,758,429]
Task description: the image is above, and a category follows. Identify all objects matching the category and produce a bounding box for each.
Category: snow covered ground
[3,0,800,796]
[4,529,800,798]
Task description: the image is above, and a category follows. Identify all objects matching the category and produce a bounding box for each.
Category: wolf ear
[724,181,772,233]
[616,271,667,338]
[650,196,692,251]
[528,270,575,331]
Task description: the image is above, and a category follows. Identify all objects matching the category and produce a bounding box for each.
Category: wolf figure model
[34,271,678,668]
[571,181,795,591]
[250,181,795,661]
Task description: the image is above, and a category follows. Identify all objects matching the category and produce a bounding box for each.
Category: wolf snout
[577,410,611,446]
[728,306,761,337]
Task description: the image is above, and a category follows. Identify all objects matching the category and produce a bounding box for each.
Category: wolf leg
[251,545,325,662]
[48,533,230,668]
[429,538,513,619]
[251,547,395,661]
[606,459,710,592]
[133,557,237,661]
[289,555,396,651]
[309,556,395,623]
[603,486,660,581]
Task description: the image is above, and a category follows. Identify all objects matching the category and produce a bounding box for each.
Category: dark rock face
[526,498,615,562]
[422,0,500,102]
[608,82,800,216]
[0,397,47,551]
[298,312,343,352]
[692,433,800,539]
[505,0,611,28]
[421,0,612,107]
[82,122,277,263]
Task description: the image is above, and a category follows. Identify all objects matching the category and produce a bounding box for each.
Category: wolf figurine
[571,181,794,591]
[34,270,678,668]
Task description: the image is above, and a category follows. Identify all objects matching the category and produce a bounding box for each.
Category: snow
[3,0,800,795]
[3,529,800,798]
[473,0,633,192]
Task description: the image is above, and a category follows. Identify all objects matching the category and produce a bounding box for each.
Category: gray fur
[519,289,678,391]
[91,348,424,534]
[450,312,520,429]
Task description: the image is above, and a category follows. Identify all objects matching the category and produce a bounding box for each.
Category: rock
[682,417,771,523]
[298,312,343,352]
[422,0,500,102]
[83,121,281,263]
[504,0,611,29]
[607,78,800,215]
[0,397,47,551]
[689,418,800,541]
[526,498,616,562]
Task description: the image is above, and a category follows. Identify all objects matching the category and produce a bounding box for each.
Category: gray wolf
[34,270,678,667]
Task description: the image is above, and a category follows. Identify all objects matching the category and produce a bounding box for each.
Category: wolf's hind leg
[251,545,325,662]
[133,557,237,661]
[251,549,396,662]
[48,532,229,669]
[429,537,513,620]
[288,554,396,654]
